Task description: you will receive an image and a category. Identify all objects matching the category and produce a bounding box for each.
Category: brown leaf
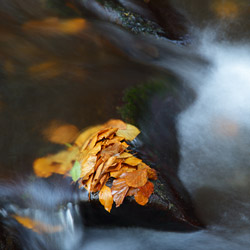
[116,124,140,141]
[83,174,94,193]
[137,163,157,180]
[111,178,129,207]
[97,128,118,141]
[101,156,117,174]
[100,143,124,160]
[103,136,124,146]
[99,185,113,212]
[91,162,104,188]
[122,169,148,188]
[80,155,97,180]
[110,166,136,178]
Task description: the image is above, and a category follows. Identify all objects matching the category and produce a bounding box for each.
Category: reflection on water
[1,0,250,249]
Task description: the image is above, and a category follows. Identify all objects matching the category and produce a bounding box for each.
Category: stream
[1,0,250,249]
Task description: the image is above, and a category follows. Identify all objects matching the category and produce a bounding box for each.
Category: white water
[83,32,250,250]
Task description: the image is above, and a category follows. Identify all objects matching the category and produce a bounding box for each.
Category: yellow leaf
[99,185,113,212]
[124,156,142,166]
[75,125,102,148]
[12,215,63,234]
[33,147,79,177]
[116,124,140,141]
[80,155,97,179]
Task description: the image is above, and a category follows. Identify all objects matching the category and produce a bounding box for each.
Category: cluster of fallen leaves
[33,119,157,212]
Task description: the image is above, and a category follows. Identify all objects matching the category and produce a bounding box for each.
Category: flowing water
[1,0,250,249]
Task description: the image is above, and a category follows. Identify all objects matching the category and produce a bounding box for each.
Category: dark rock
[80,173,202,231]
[0,222,21,250]
[71,0,188,41]
[147,0,189,41]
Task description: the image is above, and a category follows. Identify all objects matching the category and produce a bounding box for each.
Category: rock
[80,173,203,231]
[71,0,188,41]
[0,222,21,250]
[147,0,189,41]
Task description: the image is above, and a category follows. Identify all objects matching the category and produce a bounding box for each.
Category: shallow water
[1,0,250,249]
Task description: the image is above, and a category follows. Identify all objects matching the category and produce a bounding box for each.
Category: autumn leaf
[122,169,148,188]
[12,215,63,234]
[43,121,79,144]
[22,17,86,35]
[110,166,136,178]
[104,119,127,129]
[134,191,149,206]
[80,155,97,179]
[139,181,154,198]
[70,160,81,182]
[74,125,102,147]
[111,178,129,207]
[99,185,113,212]
[33,147,79,178]
[116,123,140,141]
[124,156,142,166]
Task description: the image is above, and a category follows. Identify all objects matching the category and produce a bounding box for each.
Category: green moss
[118,78,175,126]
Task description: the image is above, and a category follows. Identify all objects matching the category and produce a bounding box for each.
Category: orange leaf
[75,125,102,147]
[43,121,79,144]
[126,187,139,197]
[134,191,148,206]
[100,143,124,160]
[117,152,133,159]
[110,166,136,178]
[137,163,157,180]
[12,215,63,234]
[33,147,79,177]
[80,155,97,179]
[97,128,118,141]
[122,169,148,188]
[111,178,129,207]
[138,181,154,198]
[22,17,86,35]
[99,185,113,212]
[104,119,127,129]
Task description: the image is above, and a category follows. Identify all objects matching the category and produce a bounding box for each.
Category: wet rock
[77,78,202,232]
[80,172,203,231]
[147,0,189,41]
[71,0,188,41]
[0,222,21,250]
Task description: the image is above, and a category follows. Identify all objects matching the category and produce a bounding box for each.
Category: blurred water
[1,0,250,249]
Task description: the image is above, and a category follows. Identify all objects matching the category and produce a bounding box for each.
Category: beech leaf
[116,124,140,141]
[99,185,113,212]
[70,160,81,182]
